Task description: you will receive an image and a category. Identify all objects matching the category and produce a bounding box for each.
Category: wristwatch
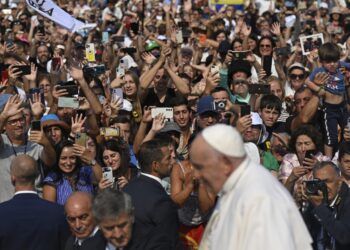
[90,159,97,166]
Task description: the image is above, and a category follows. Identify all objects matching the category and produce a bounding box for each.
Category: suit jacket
[64,229,106,250]
[0,193,70,250]
[124,174,182,250]
[305,182,350,250]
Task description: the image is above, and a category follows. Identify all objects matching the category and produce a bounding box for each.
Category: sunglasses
[260,44,271,48]
[233,80,248,85]
[289,73,305,80]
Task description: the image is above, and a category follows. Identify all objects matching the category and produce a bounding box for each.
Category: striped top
[43,166,94,205]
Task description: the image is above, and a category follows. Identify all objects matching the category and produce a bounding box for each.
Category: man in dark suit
[124,138,181,250]
[304,161,350,250]
[0,155,70,250]
[64,192,106,250]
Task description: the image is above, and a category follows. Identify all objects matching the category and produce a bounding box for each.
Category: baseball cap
[158,121,181,134]
[288,63,306,73]
[197,96,220,116]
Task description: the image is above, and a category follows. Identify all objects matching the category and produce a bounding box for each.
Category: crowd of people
[1,0,350,249]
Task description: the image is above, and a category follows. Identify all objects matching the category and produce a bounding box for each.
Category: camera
[213,100,226,112]
[304,179,328,203]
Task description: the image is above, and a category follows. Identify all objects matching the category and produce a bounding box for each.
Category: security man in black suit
[124,138,182,250]
[64,192,106,250]
[0,155,70,250]
[303,161,350,250]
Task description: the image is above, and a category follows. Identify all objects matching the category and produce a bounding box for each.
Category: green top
[261,151,280,172]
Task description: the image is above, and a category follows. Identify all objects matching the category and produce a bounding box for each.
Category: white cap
[202,124,246,157]
[251,112,269,144]
[320,2,328,9]
[10,3,17,9]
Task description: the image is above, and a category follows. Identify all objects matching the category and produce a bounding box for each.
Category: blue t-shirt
[43,166,94,205]
[309,61,350,96]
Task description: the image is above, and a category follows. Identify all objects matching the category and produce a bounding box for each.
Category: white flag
[26,0,85,32]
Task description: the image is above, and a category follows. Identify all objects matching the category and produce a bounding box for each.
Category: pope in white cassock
[189,124,313,250]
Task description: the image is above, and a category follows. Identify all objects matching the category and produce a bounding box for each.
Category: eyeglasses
[260,44,271,48]
[7,117,25,126]
[289,73,305,80]
[233,80,248,85]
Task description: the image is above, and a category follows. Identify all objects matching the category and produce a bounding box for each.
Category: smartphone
[210,65,220,75]
[52,57,61,69]
[248,84,271,95]
[102,167,114,183]
[28,88,45,105]
[102,32,109,43]
[306,20,316,27]
[262,56,272,77]
[240,105,251,117]
[75,132,88,147]
[112,88,124,102]
[275,47,291,56]
[176,30,183,44]
[100,127,120,137]
[1,69,8,82]
[83,65,106,78]
[31,120,41,131]
[6,39,14,47]
[121,47,137,54]
[305,149,318,159]
[117,67,125,77]
[58,97,79,108]
[151,107,174,119]
[13,65,31,76]
[178,21,189,28]
[85,43,96,62]
[56,85,79,97]
[347,117,350,129]
[231,50,249,60]
[113,36,125,43]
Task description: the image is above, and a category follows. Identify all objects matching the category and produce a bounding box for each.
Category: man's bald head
[65,192,95,239]
[65,192,93,211]
[10,155,39,187]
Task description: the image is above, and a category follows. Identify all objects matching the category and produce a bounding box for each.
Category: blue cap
[197,96,220,115]
[41,114,70,132]
[285,1,295,8]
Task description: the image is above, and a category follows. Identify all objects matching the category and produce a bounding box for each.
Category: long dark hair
[52,140,82,184]
[100,138,130,178]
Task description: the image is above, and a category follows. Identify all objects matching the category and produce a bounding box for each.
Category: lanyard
[7,134,27,156]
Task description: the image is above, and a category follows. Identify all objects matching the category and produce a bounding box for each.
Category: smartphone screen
[240,105,251,117]
[262,56,272,77]
[31,120,41,131]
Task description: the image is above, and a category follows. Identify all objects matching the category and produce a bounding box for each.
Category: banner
[26,0,85,32]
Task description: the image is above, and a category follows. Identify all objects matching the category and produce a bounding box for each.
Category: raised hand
[241,22,252,37]
[52,85,68,100]
[29,93,45,118]
[72,143,92,164]
[141,52,156,65]
[110,95,123,111]
[68,67,84,82]
[24,63,37,82]
[1,95,23,119]
[71,113,86,136]
[142,106,153,123]
[271,22,281,36]
[151,113,166,132]
[314,72,329,86]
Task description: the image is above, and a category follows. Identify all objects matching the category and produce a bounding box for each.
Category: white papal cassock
[200,157,313,250]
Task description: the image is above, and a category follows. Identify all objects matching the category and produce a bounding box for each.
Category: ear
[10,175,16,187]
[221,156,235,177]
[150,161,159,174]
